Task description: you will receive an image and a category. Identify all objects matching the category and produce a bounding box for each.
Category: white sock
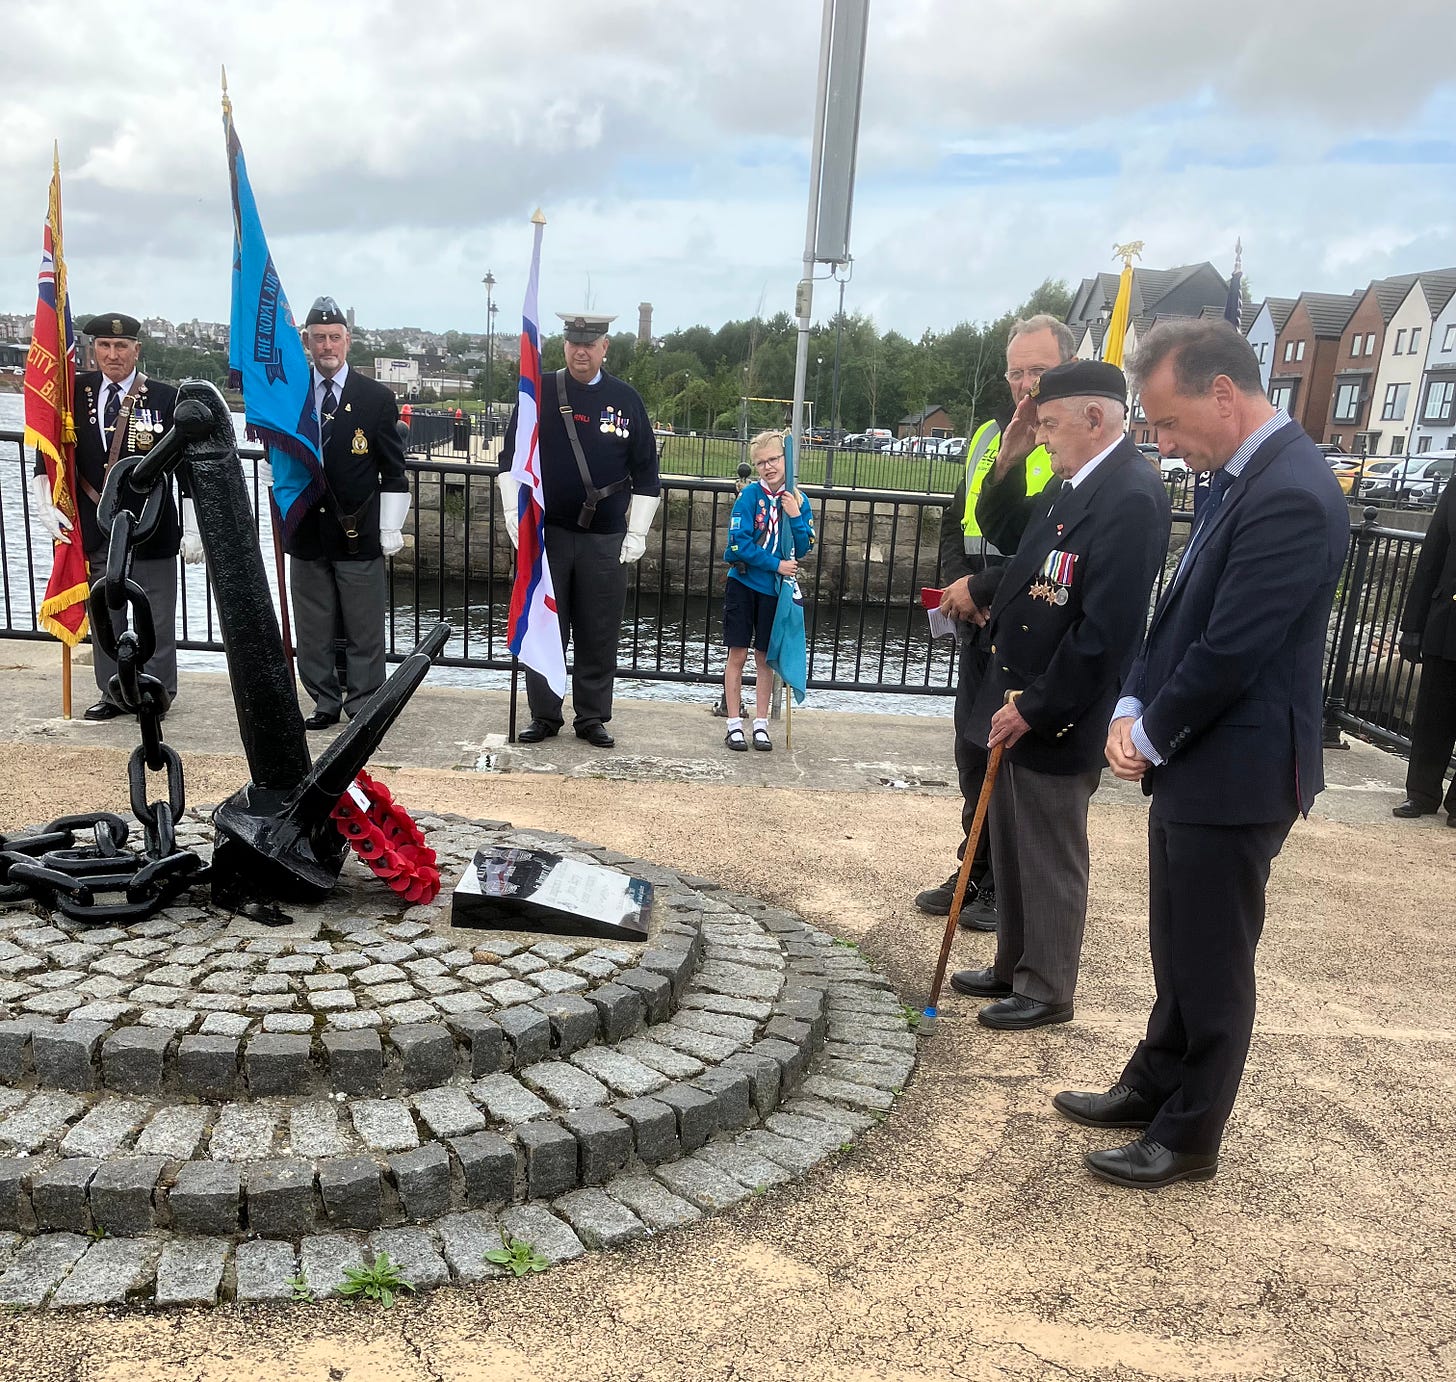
[727,717,743,731]
[753,718,769,731]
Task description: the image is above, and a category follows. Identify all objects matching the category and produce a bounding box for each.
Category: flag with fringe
[506,213,567,695]
[25,148,88,647]
[224,85,324,546]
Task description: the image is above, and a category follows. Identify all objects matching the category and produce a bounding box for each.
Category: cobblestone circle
[0,811,916,1308]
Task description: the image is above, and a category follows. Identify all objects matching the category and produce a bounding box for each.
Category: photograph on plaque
[450,846,652,941]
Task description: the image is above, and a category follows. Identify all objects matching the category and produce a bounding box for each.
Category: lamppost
[482,271,496,441]
[681,370,691,433]
[814,355,823,433]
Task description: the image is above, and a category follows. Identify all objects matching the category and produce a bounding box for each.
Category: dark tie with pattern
[1179,467,1234,576]
[103,382,121,440]
[320,378,337,452]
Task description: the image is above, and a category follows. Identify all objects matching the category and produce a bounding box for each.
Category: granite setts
[0,813,914,1308]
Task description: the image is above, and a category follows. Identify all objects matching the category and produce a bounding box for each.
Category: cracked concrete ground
[1,698,1452,1380]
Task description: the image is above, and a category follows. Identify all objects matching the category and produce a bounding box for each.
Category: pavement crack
[399,1323,447,1382]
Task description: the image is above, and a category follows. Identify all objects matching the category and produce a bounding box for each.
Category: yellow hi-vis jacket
[961,419,1055,556]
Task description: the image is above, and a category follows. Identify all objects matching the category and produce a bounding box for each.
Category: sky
[2,0,1454,339]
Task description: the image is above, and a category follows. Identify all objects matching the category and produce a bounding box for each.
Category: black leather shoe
[1392,799,1436,819]
[304,711,340,731]
[576,722,615,749]
[83,700,127,721]
[960,881,997,932]
[977,993,1073,1030]
[949,966,1011,999]
[1084,1137,1218,1190]
[517,719,559,744]
[1053,1083,1157,1129]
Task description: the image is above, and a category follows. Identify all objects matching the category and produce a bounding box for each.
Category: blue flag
[767,432,808,704]
[224,92,324,546]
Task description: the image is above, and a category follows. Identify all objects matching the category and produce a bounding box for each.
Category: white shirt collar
[1065,434,1122,489]
[102,369,137,397]
[314,363,349,396]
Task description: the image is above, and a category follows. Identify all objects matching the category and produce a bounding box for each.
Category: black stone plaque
[450,847,652,942]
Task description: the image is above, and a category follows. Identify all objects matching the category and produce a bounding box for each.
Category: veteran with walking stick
[498,312,661,748]
[953,360,1170,1030]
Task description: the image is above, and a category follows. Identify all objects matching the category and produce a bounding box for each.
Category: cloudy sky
[2,0,1454,338]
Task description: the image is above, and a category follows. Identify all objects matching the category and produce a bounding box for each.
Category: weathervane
[1113,241,1144,268]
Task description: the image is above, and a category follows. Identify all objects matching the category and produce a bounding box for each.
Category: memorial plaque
[450,847,652,942]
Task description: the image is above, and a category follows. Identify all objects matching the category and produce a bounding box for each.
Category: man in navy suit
[952,360,1170,1030]
[1056,319,1350,1189]
[285,296,409,729]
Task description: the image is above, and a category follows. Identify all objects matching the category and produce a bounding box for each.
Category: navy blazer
[1400,475,1456,661]
[970,437,1171,775]
[1125,418,1350,824]
[284,370,407,562]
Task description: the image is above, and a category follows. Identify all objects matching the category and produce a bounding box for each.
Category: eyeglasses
[755,455,785,467]
[1005,367,1049,385]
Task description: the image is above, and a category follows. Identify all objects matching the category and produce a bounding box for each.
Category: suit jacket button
[1021,624,1029,631]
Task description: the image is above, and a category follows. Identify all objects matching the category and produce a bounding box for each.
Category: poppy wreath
[330,771,442,905]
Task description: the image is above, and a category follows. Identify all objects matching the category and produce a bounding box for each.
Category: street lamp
[814,354,824,434]
[482,271,496,441]
[681,370,691,433]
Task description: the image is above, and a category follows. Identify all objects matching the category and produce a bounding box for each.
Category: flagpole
[268,491,296,684]
[62,646,72,719]
[508,656,520,744]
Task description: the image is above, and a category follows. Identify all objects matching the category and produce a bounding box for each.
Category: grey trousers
[87,551,178,705]
[290,555,387,719]
[989,759,1102,1005]
[524,526,628,730]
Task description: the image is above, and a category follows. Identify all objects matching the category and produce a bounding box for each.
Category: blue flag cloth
[224,96,324,547]
[767,432,809,704]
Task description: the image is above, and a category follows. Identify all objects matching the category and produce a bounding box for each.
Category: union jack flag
[506,213,566,695]
[25,148,88,647]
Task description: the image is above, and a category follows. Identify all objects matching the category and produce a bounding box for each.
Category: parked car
[939,436,968,460]
[1358,453,1454,503]
[841,432,868,449]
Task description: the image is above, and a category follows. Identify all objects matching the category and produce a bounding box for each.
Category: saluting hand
[994,394,1039,478]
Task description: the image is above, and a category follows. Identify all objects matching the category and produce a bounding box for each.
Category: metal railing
[0,426,1431,750]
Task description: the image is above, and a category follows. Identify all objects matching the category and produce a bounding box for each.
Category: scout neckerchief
[555,369,630,528]
[759,481,787,554]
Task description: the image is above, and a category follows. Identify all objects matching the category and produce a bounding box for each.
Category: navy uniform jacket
[1400,475,1456,661]
[284,371,407,562]
[1126,418,1349,824]
[969,438,1171,775]
[35,371,180,559]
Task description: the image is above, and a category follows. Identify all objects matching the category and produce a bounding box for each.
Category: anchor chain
[0,442,208,925]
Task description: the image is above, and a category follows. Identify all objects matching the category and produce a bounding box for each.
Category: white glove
[181,498,204,564]
[379,490,410,558]
[497,473,522,550]
[31,473,72,545]
[619,493,661,564]
[257,458,273,489]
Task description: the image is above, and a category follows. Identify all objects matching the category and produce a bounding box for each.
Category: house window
[1331,434,1343,448]
[1417,435,1432,453]
[1296,340,1306,362]
[1381,383,1409,421]
[1395,329,1406,353]
[1283,341,1295,363]
[1409,327,1422,354]
[1392,435,1406,454]
[1351,333,1364,356]
[1444,325,1456,352]
[1332,383,1362,423]
[1364,334,1375,355]
[1256,341,1267,363]
[1270,383,1294,412]
[1424,380,1455,421]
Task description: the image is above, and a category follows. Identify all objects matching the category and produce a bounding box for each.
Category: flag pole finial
[1112,240,1144,268]
[221,65,232,118]
[531,208,546,226]
[1233,236,1243,274]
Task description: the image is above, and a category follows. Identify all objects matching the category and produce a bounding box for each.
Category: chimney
[637,302,653,345]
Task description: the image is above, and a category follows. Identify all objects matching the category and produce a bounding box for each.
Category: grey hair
[1128,318,1263,396]
[1008,313,1076,362]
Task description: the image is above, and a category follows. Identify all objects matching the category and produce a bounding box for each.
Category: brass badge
[351,428,369,455]
[1029,579,1058,606]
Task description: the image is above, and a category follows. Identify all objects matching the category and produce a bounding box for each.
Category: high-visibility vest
[961,420,1054,556]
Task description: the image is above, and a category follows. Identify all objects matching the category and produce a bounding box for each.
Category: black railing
[0,426,1430,748]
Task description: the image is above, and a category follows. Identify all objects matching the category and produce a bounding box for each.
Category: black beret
[83,312,141,340]
[305,296,347,327]
[1031,359,1127,406]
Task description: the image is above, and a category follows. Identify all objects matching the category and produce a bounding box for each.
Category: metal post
[1322,507,1379,748]
[483,271,496,446]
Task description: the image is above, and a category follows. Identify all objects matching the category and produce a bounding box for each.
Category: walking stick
[923,690,1017,1022]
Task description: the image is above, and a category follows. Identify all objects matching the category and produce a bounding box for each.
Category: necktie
[103,382,122,439]
[320,378,337,452]
[1178,467,1234,577]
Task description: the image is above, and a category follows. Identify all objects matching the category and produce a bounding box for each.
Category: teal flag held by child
[767,433,808,704]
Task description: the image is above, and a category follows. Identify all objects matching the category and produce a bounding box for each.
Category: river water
[0,390,952,718]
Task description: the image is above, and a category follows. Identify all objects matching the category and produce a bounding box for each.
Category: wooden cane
[923,689,1018,1019]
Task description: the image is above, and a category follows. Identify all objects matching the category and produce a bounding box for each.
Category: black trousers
[525,526,628,730]
[1121,807,1295,1156]
[952,633,993,888]
[1405,654,1456,814]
